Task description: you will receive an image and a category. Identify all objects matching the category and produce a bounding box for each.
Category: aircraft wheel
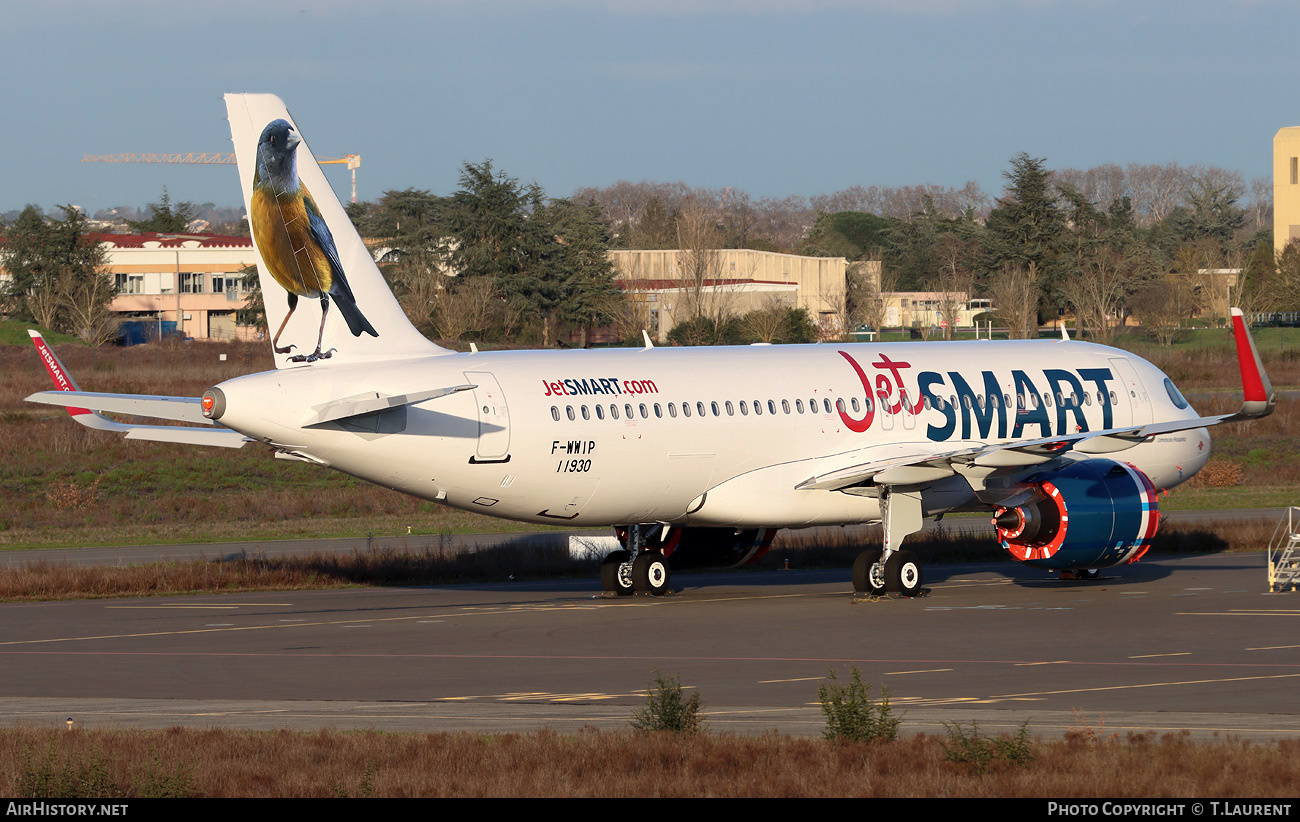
[1077,568,1101,580]
[884,550,923,597]
[601,550,634,596]
[632,550,671,596]
[852,549,886,595]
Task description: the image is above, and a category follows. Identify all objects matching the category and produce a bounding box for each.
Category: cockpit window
[1164,377,1190,409]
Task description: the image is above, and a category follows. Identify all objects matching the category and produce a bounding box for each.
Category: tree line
[3,154,1292,347]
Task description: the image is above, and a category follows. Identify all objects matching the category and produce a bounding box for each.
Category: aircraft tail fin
[1229,307,1275,419]
[224,93,449,368]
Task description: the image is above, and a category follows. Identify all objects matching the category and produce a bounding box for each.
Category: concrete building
[880,292,991,331]
[98,233,259,341]
[1274,127,1300,253]
[608,249,847,341]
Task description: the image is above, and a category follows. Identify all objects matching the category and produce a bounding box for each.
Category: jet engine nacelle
[616,526,778,570]
[993,459,1159,571]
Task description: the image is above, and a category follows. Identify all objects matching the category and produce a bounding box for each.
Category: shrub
[940,720,1035,774]
[817,667,900,743]
[630,671,704,734]
[1188,460,1243,487]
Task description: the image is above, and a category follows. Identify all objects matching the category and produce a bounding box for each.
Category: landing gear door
[464,371,510,461]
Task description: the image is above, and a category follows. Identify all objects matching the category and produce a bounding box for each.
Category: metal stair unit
[1267,507,1300,592]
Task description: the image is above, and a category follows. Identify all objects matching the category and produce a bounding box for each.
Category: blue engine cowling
[616,526,778,570]
[992,459,1160,571]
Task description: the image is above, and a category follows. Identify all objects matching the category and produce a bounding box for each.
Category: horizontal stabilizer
[26,390,210,425]
[122,426,251,448]
[306,384,477,426]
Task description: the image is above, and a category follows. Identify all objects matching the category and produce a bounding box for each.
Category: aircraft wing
[26,389,211,424]
[798,307,1274,493]
[23,331,253,449]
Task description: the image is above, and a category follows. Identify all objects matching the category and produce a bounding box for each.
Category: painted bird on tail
[250,118,377,363]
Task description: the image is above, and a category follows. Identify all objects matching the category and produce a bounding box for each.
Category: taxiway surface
[1,550,1296,740]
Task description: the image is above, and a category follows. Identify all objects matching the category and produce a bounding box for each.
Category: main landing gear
[852,487,926,598]
[601,524,672,597]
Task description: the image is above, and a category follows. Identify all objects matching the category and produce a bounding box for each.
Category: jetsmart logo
[837,350,1117,442]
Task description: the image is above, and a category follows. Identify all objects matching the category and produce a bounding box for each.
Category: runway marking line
[1129,652,1191,658]
[995,671,1300,698]
[884,669,953,675]
[758,677,823,684]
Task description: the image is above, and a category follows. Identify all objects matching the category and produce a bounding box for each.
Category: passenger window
[654,403,663,418]
[851,397,860,413]
[725,401,734,416]
[739,401,748,416]
[836,398,846,412]
[683,402,692,418]
[640,403,648,418]
[781,400,790,414]
[668,403,677,418]
[711,401,720,416]
[768,400,776,415]
[796,399,805,413]
[595,405,605,420]
[823,399,832,413]
[581,405,590,420]
[697,401,706,417]
[551,406,560,421]
[566,406,575,421]
[610,404,619,420]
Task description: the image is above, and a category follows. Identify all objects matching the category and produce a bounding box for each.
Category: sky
[1,0,1295,216]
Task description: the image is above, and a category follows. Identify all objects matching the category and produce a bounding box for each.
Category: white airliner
[26,94,1276,598]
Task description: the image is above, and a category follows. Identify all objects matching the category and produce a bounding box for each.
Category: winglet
[642,329,654,350]
[1230,308,1275,419]
[28,330,91,417]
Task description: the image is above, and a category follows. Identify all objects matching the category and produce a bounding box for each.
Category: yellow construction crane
[82,152,363,202]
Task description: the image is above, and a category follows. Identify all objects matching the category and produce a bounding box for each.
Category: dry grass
[0,725,1296,798]
[0,542,590,602]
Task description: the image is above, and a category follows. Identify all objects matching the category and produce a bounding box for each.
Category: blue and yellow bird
[250,119,377,362]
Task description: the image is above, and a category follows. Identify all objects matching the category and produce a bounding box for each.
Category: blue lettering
[1011,370,1052,438]
[948,371,1005,439]
[1078,368,1115,429]
[1044,369,1088,434]
[919,371,954,441]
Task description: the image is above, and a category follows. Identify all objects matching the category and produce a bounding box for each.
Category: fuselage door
[464,371,510,461]
[1108,358,1151,426]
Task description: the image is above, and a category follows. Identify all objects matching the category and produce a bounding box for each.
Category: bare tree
[848,259,893,333]
[61,269,120,345]
[433,277,513,342]
[931,234,975,340]
[986,265,1040,339]
[607,255,657,342]
[675,202,731,329]
[1127,162,1188,226]
[1060,249,1128,344]
[1250,176,1273,233]
[25,275,63,331]
[1131,273,1196,345]
[740,295,796,343]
